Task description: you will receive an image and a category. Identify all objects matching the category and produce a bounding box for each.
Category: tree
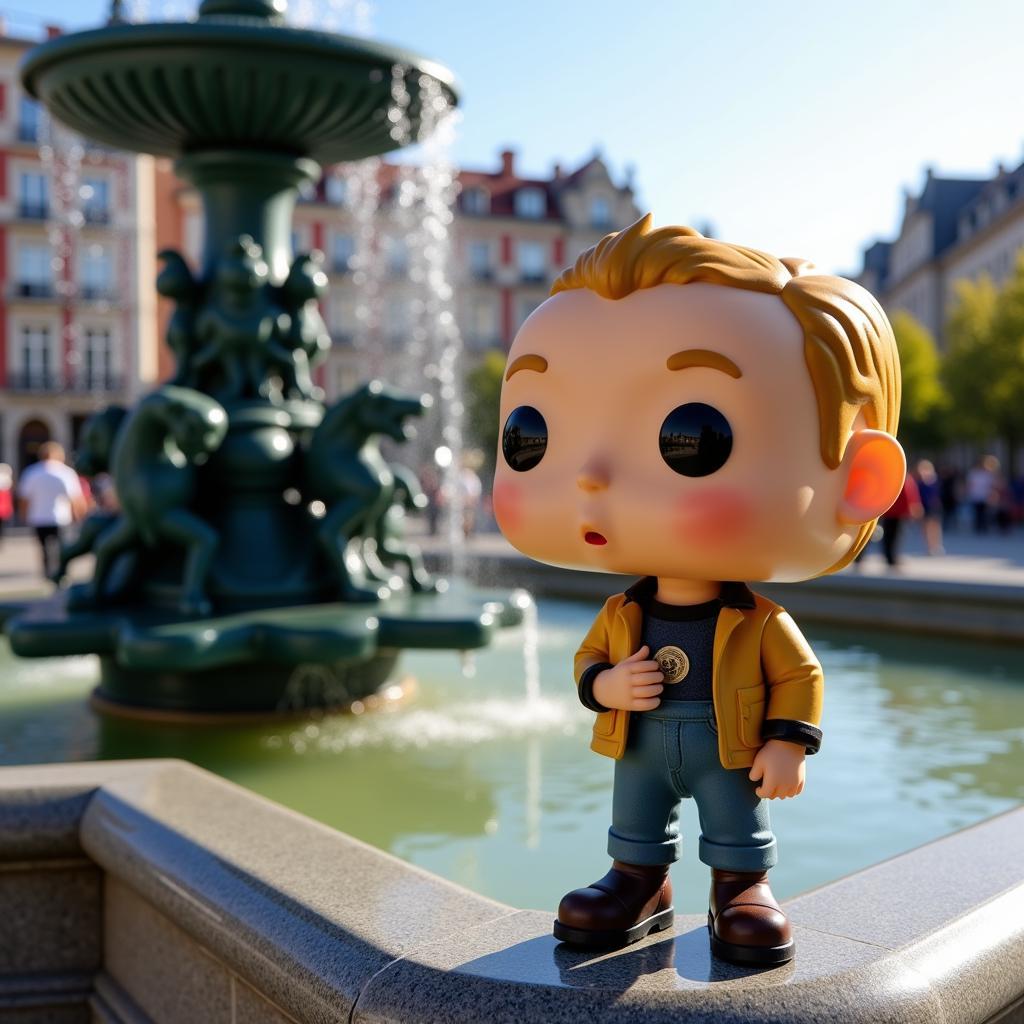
[464,349,506,475]
[889,311,948,453]
[944,260,1024,470]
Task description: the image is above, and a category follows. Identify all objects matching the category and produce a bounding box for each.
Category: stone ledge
[0,760,1021,1024]
[426,551,1024,643]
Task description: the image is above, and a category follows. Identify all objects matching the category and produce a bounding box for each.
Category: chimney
[552,162,563,180]
[500,149,515,177]
[45,24,62,38]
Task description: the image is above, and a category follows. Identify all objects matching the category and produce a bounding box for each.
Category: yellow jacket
[574,578,824,769]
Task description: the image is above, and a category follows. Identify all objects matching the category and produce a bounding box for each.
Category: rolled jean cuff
[607,828,680,866]
[699,834,777,872]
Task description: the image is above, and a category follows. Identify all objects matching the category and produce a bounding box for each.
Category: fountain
[3,0,527,716]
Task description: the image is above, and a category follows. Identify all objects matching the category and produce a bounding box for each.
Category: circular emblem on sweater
[654,645,690,684]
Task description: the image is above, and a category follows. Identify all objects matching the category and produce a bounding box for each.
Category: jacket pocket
[593,709,620,737]
[736,685,766,748]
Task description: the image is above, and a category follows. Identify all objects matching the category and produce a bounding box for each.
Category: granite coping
[1,759,1022,1024]
[426,550,1024,643]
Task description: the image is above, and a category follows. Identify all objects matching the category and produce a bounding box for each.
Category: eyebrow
[666,349,742,378]
[505,354,549,380]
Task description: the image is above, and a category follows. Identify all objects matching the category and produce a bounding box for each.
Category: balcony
[519,271,547,285]
[16,122,40,143]
[70,373,124,393]
[470,266,494,282]
[12,282,56,300]
[79,285,117,303]
[18,202,49,221]
[82,207,111,226]
[331,258,352,274]
[7,371,61,392]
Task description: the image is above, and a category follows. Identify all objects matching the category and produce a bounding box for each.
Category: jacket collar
[622,576,756,611]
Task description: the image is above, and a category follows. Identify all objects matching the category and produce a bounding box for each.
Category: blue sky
[7,0,1022,273]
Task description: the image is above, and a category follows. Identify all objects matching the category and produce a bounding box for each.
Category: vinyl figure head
[494,215,905,585]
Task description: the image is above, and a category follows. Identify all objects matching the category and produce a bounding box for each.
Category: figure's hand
[748,739,806,799]
[592,645,664,712]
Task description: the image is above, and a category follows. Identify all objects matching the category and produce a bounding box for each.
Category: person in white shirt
[16,442,88,580]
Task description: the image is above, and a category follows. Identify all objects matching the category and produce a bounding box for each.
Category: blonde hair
[552,214,901,572]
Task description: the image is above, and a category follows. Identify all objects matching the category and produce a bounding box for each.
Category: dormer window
[589,195,612,228]
[325,175,347,206]
[515,187,546,219]
[462,187,490,215]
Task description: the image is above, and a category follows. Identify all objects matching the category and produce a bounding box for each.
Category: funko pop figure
[493,215,904,967]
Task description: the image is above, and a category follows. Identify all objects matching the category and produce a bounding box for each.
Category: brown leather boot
[708,869,794,966]
[553,860,673,949]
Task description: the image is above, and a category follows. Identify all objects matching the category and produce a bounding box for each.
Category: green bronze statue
[51,405,128,586]
[359,462,438,594]
[78,386,228,617]
[305,381,432,602]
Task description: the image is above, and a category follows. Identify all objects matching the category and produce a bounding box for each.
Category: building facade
[157,147,641,401]
[857,161,1024,348]
[0,30,158,472]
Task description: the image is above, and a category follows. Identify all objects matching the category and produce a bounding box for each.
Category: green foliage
[944,260,1024,466]
[889,311,948,452]
[464,349,507,473]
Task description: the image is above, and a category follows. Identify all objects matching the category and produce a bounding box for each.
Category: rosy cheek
[673,487,754,548]
[492,479,522,536]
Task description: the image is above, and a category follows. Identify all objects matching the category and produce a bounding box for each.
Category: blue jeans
[607,700,777,872]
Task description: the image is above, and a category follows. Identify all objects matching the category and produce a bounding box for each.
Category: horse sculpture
[359,462,437,593]
[80,386,228,617]
[305,381,431,602]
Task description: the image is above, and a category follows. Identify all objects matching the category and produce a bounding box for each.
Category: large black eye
[659,403,732,477]
[502,406,547,471]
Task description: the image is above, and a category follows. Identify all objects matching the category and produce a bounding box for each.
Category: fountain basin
[5,582,528,715]
[21,20,458,161]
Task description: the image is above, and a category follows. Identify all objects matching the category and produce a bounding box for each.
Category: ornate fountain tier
[21,1,457,164]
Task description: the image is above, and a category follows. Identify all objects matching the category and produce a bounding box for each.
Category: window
[81,177,111,224]
[325,175,347,206]
[18,97,41,143]
[386,236,409,275]
[18,172,48,220]
[16,244,53,296]
[590,195,612,228]
[331,234,355,272]
[468,240,491,279]
[462,187,489,215]
[83,327,114,388]
[517,241,546,282]
[330,295,354,341]
[518,297,541,329]
[514,187,546,219]
[466,296,497,347]
[80,244,113,299]
[19,324,53,386]
[383,298,410,346]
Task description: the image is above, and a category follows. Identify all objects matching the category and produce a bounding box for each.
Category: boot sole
[553,907,674,949]
[707,912,795,966]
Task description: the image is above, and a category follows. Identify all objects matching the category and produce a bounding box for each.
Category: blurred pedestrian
[459,450,483,539]
[879,473,923,569]
[938,465,960,533]
[419,463,441,537]
[16,442,87,580]
[913,459,944,555]
[0,464,13,549]
[966,456,998,534]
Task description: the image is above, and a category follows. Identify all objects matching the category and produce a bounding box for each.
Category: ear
[837,429,906,525]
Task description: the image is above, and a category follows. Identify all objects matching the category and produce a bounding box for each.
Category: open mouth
[583,530,607,546]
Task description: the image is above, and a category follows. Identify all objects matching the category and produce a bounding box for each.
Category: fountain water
[4,0,526,716]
